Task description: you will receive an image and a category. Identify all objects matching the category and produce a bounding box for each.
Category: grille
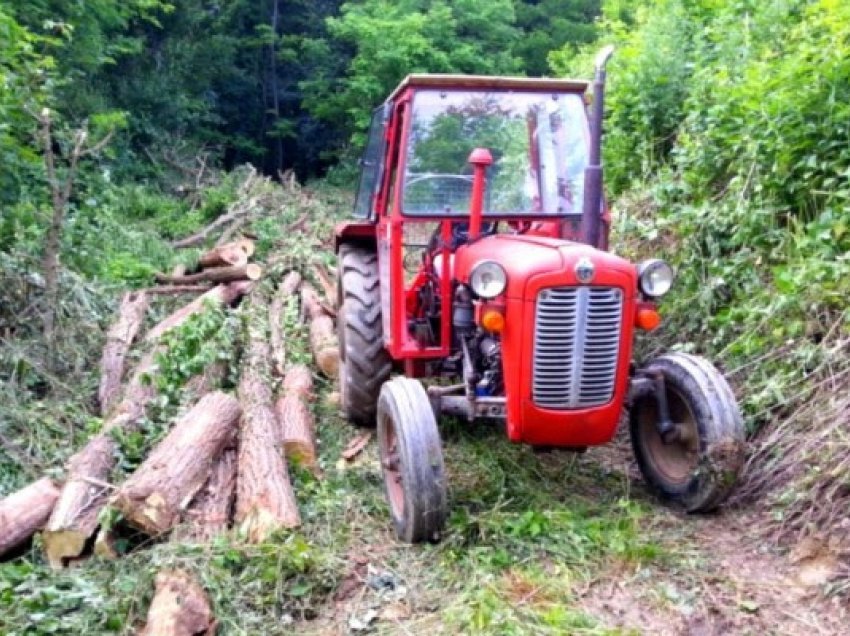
[532,287,623,409]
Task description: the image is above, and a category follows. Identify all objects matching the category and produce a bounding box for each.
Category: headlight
[638,259,674,297]
[469,261,507,298]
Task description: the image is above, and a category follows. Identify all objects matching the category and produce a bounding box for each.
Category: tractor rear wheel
[377,377,447,543]
[630,353,745,512]
[337,244,392,426]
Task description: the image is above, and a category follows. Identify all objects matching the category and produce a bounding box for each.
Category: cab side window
[353,104,391,219]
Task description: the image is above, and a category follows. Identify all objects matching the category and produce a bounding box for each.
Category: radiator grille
[532,287,623,409]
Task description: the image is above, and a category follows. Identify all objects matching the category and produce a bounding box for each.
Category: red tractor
[335,48,745,543]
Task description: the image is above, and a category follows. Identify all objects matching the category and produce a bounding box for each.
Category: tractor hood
[453,234,637,299]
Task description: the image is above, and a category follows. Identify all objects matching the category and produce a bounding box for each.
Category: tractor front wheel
[337,244,392,426]
[630,353,745,512]
[377,377,447,543]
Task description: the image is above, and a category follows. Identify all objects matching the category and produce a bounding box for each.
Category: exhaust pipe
[581,45,614,249]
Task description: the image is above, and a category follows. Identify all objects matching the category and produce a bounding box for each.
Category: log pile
[0,216,347,626]
[153,240,262,289]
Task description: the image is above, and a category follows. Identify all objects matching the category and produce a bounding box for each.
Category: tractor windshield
[403,89,589,217]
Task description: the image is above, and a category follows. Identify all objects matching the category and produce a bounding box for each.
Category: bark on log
[236,298,300,542]
[173,449,236,543]
[269,271,302,377]
[302,284,340,378]
[197,243,249,269]
[45,288,247,567]
[98,291,149,415]
[140,569,214,636]
[112,392,240,536]
[145,281,252,343]
[275,365,318,473]
[0,478,60,558]
[154,263,262,286]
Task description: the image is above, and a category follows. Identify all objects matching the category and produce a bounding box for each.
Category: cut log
[236,295,300,542]
[142,285,215,295]
[275,365,318,473]
[269,271,302,377]
[141,569,214,636]
[93,527,118,560]
[302,284,340,378]
[197,243,249,269]
[112,392,240,535]
[45,288,247,568]
[145,281,252,343]
[314,263,337,306]
[237,238,255,257]
[173,449,236,543]
[98,291,149,415]
[0,478,60,558]
[153,264,262,286]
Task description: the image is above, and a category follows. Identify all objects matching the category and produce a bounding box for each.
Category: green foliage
[303,0,523,146]
[554,0,850,425]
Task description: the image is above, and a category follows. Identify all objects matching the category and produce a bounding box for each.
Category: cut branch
[140,570,214,636]
[142,285,214,296]
[0,478,60,558]
[99,291,149,415]
[112,392,240,536]
[153,264,262,286]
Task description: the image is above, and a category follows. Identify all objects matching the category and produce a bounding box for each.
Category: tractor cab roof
[386,74,589,102]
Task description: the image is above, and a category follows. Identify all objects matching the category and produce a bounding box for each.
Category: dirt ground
[577,443,849,636]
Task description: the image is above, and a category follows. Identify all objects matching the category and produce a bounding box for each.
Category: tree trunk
[140,570,214,636]
[197,243,249,269]
[173,449,236,543]
[145,281,252,343]
[275,364,318,473]
[98,291,149,415]
[235,294,300,542]
[302,284,340,378]
[45,288,246,567]
[112,392,240,536]
[0,478,60,558]
[154,264,262,286]
[269,270,302,377]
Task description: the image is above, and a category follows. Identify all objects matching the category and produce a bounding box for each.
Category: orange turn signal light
[480,308,506,332]
[636,307,661,331]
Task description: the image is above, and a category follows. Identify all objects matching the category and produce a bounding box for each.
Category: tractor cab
[335,50,745,543]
